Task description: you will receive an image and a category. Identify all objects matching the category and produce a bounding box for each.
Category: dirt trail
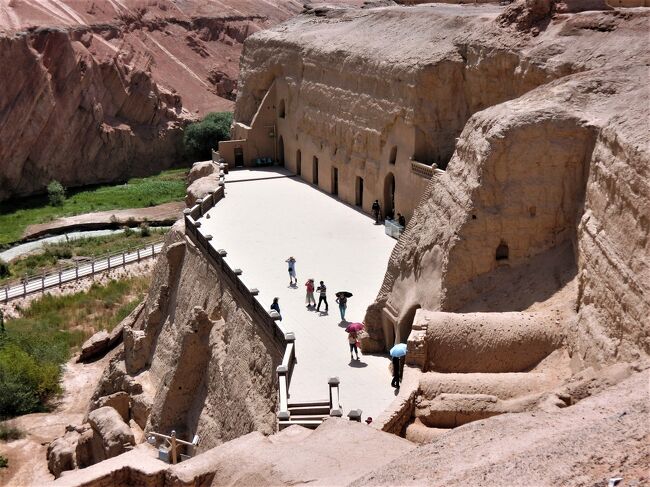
[0,351,117,487]
[21,201,185,241]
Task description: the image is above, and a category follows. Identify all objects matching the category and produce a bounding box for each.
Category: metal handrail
[1,237,167,303]
[0,236,167,288]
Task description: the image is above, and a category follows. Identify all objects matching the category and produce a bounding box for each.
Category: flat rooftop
[202,167,396,420]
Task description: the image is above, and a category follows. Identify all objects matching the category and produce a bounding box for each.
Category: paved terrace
[201,167,396,420]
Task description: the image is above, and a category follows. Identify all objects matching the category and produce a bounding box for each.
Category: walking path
[201,167,396,420]
[1,241,164,303]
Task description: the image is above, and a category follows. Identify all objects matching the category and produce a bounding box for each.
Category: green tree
[0,259,9,279]
[47,180,66,206]
[183,112,233,161]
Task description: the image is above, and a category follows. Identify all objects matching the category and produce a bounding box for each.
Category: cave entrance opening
[296,150,302,175]
[398,304,421,344]
[331,167,338,196]
[313,156,319,185]
[496,241,509,261]
[355,176,364,208]
[234,147,244,167]
[278,99,286,118]
[278,136,285,167]
[384,172,395,220]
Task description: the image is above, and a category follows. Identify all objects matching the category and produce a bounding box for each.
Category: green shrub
[0,259,9,279]
[183,112,233,161]
[0,344,60,416]
[139,222,151,237]
[0,454,7,468]
[47,180,66,207]
[0,423,24,441]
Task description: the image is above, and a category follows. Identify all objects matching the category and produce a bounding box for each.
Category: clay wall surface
[91,221,284,452]
[224,5,568,220]
[344,6,650,363]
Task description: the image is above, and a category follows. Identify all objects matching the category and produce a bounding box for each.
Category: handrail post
[75,263,79,279]
[58,268,62,286]
[122,251,126,267]
[137,248,141,262]
[91,258,95,277]
[328,377,342,417]
[23,280,27,297]
[151,244,155,256]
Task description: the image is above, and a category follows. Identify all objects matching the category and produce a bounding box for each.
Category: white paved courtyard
[201,167,397,420]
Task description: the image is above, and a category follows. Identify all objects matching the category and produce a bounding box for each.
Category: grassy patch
[0,276,150,418]
[0,423,24,442]
[0,228,168,284]
[0,168,187,245]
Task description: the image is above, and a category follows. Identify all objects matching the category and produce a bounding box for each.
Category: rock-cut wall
[363,7,650,366]
[90,220,283,451]
[0,27,188,201]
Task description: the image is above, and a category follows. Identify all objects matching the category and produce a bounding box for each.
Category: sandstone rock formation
[0,0,319,201]
[0,27,189,201]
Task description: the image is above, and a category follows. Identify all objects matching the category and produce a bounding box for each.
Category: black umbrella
[336,291,353,298]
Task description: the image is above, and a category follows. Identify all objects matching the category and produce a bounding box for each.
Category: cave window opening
[389,146,397,165]
[496,241,509,261]
[278,99,286,119]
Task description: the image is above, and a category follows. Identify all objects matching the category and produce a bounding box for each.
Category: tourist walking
[372,200,381,224]
[286,257,297,286]
[348,331,360,360]
[391,356,403,388]
[336,293,348,321]
[316,281,328,312]
[305,278,316,308]
[270,297,282,321]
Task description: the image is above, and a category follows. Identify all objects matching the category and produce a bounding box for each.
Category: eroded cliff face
[235,3,649,366]
[90,221,283,452]
[0,28,187,201]
[0,0,310,201]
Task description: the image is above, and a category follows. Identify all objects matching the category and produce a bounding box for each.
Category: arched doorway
[296,149,301,175]
[384,172,395,220]
[278,136,285,166]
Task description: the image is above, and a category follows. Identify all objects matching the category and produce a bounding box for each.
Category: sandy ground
[0,349,118,487]
[202,167,397,420]
[22,202,185,240]
[0,260,155,319]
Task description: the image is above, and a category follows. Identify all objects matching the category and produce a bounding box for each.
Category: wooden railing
[182,170,298,425]
[1,238,165,303]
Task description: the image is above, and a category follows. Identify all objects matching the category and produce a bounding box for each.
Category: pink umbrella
[345,322,364,333]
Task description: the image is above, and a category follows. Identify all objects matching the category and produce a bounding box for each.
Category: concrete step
[288,399,329,408]
[288,405,330,415]
[278,419,324,430]
[288,414,329,421]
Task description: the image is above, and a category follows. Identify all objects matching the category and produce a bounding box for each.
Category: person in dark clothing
[391,356,402,388]
[371,200,381,224]
[397,213,406,228]
[270,297,282,321]
[316,281,328,312]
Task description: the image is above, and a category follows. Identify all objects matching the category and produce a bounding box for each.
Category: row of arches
[278,142,397,218]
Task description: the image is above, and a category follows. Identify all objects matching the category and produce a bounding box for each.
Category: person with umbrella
[390,343,407,388]
[336,291,352,321]
[345,323,364,361]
